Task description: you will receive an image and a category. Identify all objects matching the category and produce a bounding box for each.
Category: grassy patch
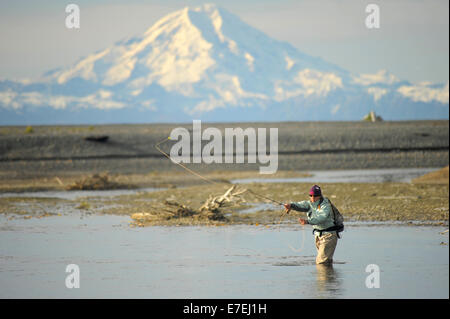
[24,126,34,134]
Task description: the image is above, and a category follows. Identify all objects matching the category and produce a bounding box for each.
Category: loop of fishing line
[155,136,305,253]
[155,137,284,205]
[276,208,305,253]
[156,137,220,186]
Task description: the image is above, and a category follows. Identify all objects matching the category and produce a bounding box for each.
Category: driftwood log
[199,185,247,214]
[131,185,247,224]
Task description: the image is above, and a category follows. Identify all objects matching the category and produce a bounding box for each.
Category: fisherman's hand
[298,218,308,225]
[284,203,291,213]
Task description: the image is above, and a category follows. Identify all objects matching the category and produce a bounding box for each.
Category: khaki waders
[314,232,338,264]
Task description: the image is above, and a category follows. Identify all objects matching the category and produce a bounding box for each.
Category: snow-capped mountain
[0,4,448,124]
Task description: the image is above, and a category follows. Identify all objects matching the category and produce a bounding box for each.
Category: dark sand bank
[0,120,448,180]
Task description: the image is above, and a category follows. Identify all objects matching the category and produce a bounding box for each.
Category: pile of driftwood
[199,185,247,218]
[131,185,247,225]
[66,172,122,190]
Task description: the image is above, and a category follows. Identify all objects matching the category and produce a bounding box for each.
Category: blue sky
[0,0,448,84]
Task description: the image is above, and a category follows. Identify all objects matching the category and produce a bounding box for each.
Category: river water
[232,167,439,184]
[0,213,448,299]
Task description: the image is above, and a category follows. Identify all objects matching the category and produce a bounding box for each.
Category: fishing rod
[246,189,285,206]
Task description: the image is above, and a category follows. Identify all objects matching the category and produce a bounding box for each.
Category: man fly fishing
[284,185,342,265]
[155,138,343,265]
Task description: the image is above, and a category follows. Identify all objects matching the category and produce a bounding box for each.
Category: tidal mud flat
[0,168,448,227]
[0,121,448,226]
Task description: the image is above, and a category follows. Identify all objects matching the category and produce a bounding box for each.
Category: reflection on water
[315,264,342,298]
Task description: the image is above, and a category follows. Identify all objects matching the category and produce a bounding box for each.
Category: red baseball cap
[309,185,322,196]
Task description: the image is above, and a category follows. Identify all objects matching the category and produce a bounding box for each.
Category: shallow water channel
[232,167,439,184]
[0,167,440,200]
[0,212,448,299]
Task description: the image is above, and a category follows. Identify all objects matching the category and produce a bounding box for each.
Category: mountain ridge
[0,3,448,124]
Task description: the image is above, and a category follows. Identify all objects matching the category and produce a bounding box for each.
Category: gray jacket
[290,197,335,233]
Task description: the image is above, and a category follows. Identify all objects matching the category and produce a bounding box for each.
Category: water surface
[0,187,162,200]
[232,167,439,184]
[0,213,447,299]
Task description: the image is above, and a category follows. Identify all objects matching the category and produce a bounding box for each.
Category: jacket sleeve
[307,202,332,225]
[290,201,310,212]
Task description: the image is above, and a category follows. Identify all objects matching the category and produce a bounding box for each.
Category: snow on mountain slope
[0,4,448,124]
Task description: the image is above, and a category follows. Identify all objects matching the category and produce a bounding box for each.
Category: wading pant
[314,232,338,264]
